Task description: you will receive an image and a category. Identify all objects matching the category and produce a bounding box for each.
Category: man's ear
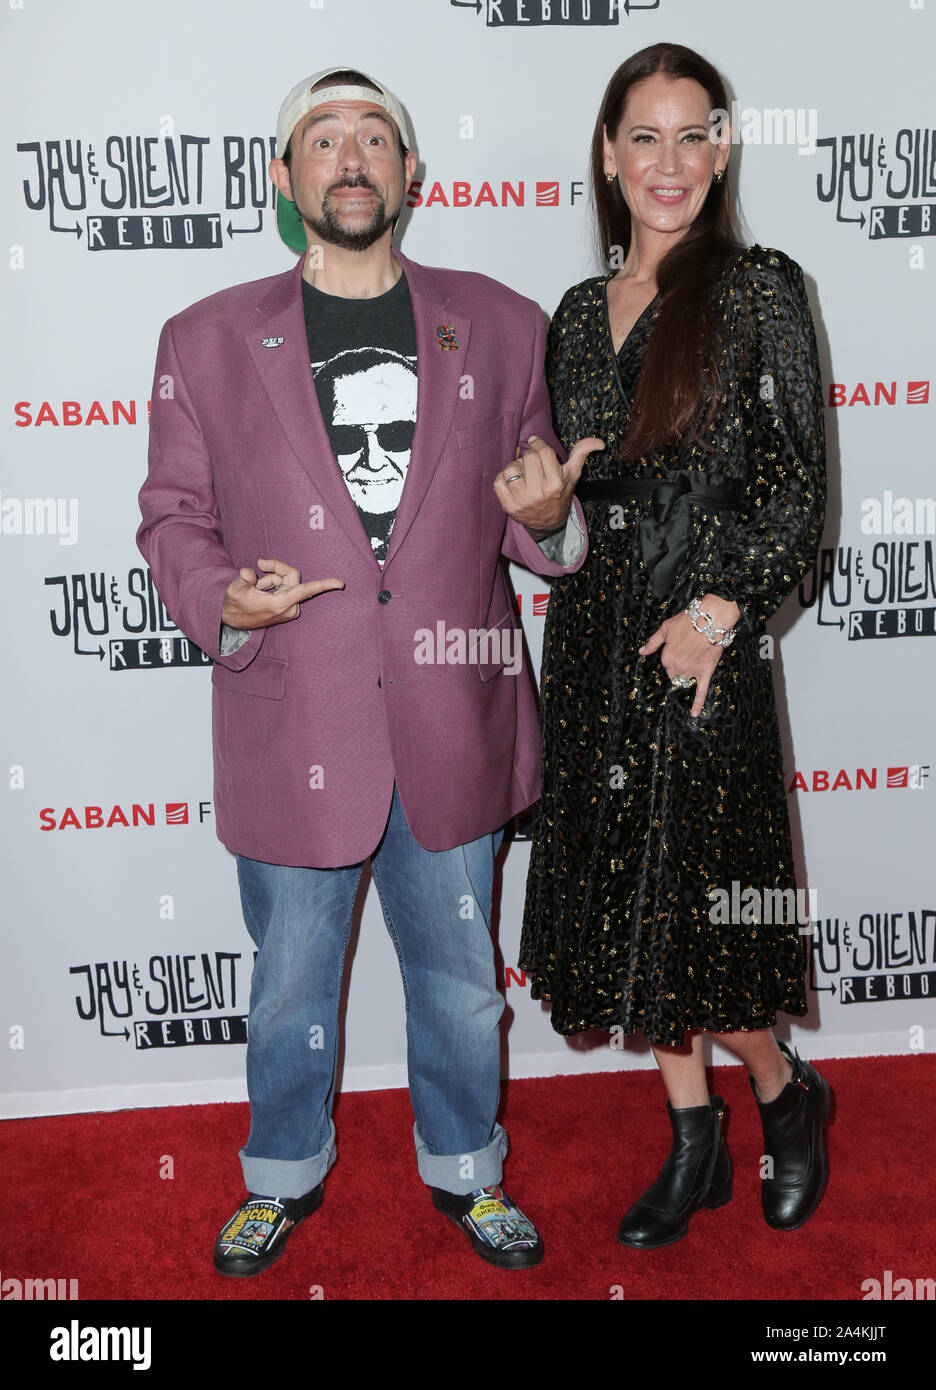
[403,148,417,188]
[269,157,293,201]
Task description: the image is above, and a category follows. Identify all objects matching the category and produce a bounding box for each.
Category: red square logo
[535,182,560,207]
[165,802,189,824]
[907,381,929,404]
[886,767,908,789]
[532,593,550,616]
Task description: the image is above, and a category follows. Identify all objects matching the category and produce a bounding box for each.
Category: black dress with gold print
[518,245,827,1045]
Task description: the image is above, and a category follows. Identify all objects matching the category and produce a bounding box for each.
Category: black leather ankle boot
[752,1041,832,1230]
[617,1094,732,1248]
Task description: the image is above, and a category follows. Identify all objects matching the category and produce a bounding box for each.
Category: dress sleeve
[705,250,826,636]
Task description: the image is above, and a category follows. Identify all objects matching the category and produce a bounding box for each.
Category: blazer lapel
[244,256,378,565]
[383,249,471,566]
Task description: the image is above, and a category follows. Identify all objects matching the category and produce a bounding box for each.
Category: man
[137,66,600,1277]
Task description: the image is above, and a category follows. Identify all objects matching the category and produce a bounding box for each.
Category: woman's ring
[670,674,696,690]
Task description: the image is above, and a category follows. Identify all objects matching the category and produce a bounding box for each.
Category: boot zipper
[702,1105,724,1193]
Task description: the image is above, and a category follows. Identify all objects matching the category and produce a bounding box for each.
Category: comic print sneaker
[431,1184,544,1268]
[213,1185,324,1277]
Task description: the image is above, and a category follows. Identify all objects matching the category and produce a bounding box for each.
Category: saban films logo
[787,766,929,792]
[71,950,253,1048]
[40,800,213,830]
[816,128,936,238]
[828,380,929,408]
[46,566,210,668]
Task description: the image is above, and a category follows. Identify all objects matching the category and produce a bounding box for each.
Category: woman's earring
[713,168,725,183]
[606,171,616,185]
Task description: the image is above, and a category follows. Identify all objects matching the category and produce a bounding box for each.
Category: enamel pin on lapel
[436,325,458,351]
[261,337,285,348]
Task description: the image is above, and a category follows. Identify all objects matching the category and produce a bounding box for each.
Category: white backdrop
[2,0,934,1119]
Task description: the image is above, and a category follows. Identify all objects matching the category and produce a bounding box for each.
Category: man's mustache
[328,176,378,194]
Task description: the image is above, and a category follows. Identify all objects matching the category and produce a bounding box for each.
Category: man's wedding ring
[505,472,524,485]
[670,674,696,690]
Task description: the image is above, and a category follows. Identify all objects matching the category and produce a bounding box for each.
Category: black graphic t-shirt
[303,273,417,565]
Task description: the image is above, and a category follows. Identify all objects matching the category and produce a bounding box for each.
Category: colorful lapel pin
[436,324,458,352]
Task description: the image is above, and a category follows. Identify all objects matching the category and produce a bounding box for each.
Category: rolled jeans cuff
[239,1118,337,1199]
[413,1120,508,1195]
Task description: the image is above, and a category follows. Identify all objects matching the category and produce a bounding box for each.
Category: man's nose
[337,135,367,175]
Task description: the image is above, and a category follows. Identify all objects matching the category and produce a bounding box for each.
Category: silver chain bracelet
[686,596,736,648]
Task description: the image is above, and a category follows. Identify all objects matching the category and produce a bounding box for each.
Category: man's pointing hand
[222,557,345,629]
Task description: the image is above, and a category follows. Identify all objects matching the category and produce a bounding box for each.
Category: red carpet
[4,1056,933,1301]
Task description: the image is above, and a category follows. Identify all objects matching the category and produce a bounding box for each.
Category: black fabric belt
[575,472,744,598]
[576,474,743,513]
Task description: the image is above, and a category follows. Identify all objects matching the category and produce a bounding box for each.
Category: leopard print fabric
[518,245,826,1044]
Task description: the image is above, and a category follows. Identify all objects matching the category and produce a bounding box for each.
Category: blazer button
[377,589,392,604]
[377,677,382,688]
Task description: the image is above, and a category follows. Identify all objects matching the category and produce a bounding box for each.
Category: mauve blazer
[137,249,588,866]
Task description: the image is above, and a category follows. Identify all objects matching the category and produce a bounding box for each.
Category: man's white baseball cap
[276,67,414,160]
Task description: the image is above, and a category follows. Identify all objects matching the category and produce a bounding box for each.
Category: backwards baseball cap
[275,67,414,252]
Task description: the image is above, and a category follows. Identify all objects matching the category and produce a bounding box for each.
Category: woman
[518,42,830,1246]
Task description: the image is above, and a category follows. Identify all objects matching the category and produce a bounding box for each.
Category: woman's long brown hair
[591,43,745,457]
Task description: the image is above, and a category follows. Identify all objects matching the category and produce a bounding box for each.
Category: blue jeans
[236,784,507,1199]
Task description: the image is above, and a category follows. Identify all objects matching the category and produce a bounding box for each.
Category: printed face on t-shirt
[315,348,417,521]
[304,280,418,565]
[329,361,416,514]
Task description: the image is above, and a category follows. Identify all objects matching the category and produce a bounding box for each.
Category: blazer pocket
[475,608,522,682]
[456,410,518,451]
[211,654,287,700]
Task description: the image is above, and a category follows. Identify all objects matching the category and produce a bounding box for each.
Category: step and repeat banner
[2,0,934,1118]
